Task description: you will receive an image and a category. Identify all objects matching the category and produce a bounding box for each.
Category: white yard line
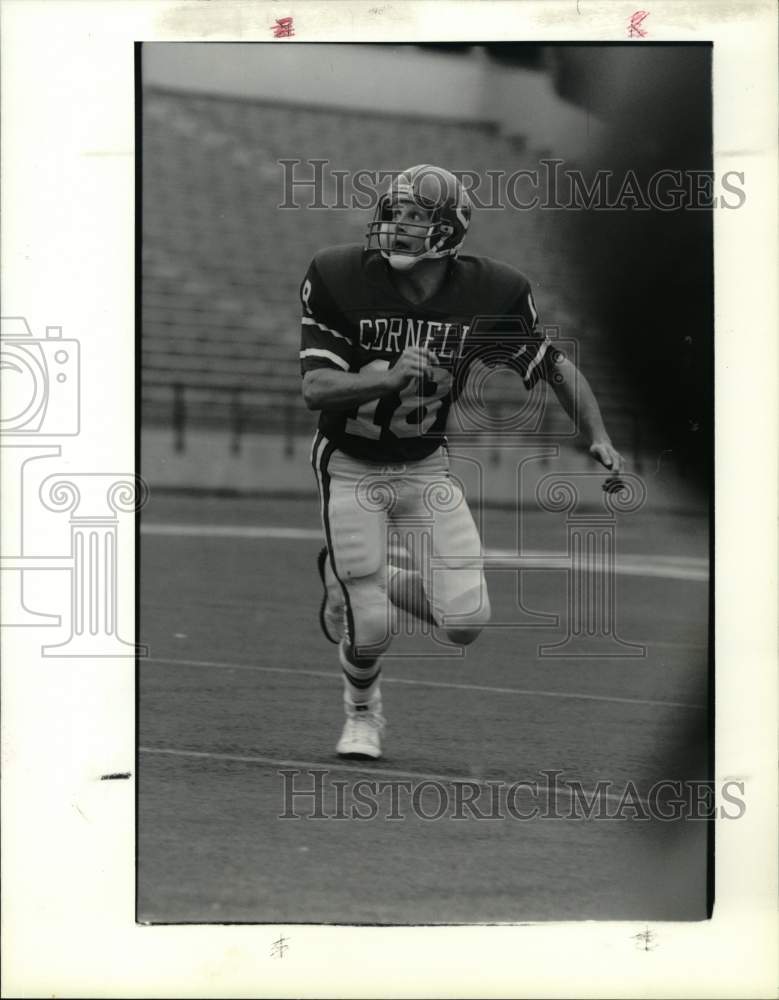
[138,745,651,808]
[142,523,324,540]
[144,656,706,710]
[140,522,708,582]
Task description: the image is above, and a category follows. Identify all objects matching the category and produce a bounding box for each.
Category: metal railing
[143,380,647,472]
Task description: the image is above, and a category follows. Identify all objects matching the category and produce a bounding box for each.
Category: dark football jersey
[300,244,557,463]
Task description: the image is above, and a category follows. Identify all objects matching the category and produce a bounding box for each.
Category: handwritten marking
[272,16,294,38]
[270,934,290,958]
[628,10,649,37]
[100,772,131,780]
[633,926,657,950]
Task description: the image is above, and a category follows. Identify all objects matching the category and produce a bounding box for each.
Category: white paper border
[1,2,777,996]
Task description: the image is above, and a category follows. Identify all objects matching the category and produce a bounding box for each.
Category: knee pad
[346,581,393,661]
[445,626,482,647]
[441,582,491,646]
[443,581,491,627]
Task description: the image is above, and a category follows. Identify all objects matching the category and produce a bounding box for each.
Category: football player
[300,164,622,759]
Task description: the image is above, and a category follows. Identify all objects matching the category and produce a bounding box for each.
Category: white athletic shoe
[317,546,345,644]
[336,696,386,760]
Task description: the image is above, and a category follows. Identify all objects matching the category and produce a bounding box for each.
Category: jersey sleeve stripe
[301,316,350,342]
[300,348,350,371]
[526,290,538,327]
[523,338,549,383]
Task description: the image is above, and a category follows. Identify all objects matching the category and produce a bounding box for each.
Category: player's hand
[385,346,438,391]
[590,440,624,475]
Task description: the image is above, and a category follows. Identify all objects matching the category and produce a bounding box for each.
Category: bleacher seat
[142,89,645,458]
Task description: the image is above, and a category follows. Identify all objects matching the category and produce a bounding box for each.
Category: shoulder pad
[311,244,364,284]
[480,255,531,301]
[456,254,531,310]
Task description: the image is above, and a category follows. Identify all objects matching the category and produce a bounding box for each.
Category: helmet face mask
[366,164,471,270]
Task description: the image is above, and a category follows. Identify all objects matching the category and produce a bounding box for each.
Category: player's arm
[302,347,437,411]
[496,278,623,474]
[299,255,438,411]
[548,354,624,474]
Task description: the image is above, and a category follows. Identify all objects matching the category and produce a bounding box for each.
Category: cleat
[317,546,344,644]
[336,697,386,760]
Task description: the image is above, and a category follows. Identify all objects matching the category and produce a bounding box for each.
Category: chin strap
[387,253,419,272]
[385,242,460,269]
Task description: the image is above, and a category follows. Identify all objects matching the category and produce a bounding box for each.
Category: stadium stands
[142,89,645,460]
